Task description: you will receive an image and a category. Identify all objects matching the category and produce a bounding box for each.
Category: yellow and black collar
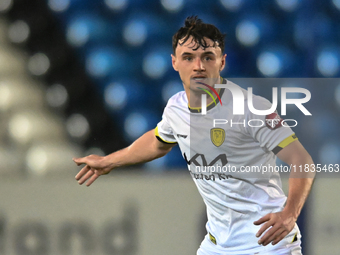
[188,77,227,113]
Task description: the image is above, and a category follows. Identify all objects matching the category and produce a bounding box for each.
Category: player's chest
[170,111,248,155]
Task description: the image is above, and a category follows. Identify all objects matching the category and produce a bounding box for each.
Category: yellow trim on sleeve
[278,134,298,149]
[154,126,177,144]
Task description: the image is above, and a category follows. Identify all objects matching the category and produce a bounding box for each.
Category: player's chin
[190,77,219,86]
[189,80,207,89]
[189,85,207,93]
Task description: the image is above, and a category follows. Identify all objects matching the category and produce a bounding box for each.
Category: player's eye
[183,56,193,61]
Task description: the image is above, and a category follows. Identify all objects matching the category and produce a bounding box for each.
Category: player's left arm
[254,139,315,246]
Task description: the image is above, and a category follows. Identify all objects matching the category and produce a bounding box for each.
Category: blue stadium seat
[85,46,128,80]
[65,14,117,48]
[123,109,159,142]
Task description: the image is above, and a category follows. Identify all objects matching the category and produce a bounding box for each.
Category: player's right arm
[73,129,176,186]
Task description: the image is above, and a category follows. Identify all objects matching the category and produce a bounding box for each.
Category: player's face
[171,36,226,92]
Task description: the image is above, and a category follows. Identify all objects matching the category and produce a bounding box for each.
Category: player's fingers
[260,226,284,246]
[256,220,273,238]
[78,169,94,185]
[86,173,99,186]
[254,214,271,226]
[75,165,91,181]
[73,157,87,166]
[258,224,280,245]
[271,230,288,245]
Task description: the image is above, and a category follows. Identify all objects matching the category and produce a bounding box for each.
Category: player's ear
[171,54,178,71]
[220,54,227,71]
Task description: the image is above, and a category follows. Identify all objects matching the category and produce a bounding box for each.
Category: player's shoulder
[247,91,272,107]
[247,92,272,109]
[165,90,187,109]
[225,79,247,97]
[225,79,273,112]
[242,86,273,110]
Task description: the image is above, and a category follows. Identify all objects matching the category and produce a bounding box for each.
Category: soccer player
[73,16,315,255]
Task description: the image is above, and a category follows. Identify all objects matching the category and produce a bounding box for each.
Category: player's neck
[185,88,217,108]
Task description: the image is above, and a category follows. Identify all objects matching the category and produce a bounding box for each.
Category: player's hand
[73,155,113,186]
[253,210,296,246]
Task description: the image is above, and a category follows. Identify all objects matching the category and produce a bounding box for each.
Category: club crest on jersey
[266,112,283,130]
[210,128,225,147]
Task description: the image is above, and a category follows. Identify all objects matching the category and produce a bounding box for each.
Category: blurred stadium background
[0,0,340,254]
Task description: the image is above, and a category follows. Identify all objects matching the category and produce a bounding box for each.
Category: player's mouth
[191,75,207,81]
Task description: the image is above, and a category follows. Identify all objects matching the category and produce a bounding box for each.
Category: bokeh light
[124,112,149,141]
[162,80,183,103]
[219,0,243,11]
[8,114,31,144]
[8,20,30,44]
[316,49,339,77]
[46,84,68,108]
[48,0,70,12]
[66,114,90,140]
[85,47,126,78]
[104,82,128,110]
[28,53,50,76]
[26,146,48,176]
[8,111,63,144]
[0,79,44,112]
[160,0,184,12]
[66,18,90,47]
[123,20,147,46]
[26,142,81,176]
[84,147,105,157]
[0,0,12,13]
[104,0,128,11]
[143,51,169,79]
[236,20,260,47]
[257,52,282,77]
[332,0,340,10]
[66,15,107,47]
[275,0,299,12]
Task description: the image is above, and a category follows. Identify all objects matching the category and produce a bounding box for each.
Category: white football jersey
[155,78,300,254]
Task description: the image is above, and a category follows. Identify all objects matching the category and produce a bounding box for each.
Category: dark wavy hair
[172,16,226,55]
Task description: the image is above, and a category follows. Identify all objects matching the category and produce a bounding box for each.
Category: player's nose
[193,57,205,71]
